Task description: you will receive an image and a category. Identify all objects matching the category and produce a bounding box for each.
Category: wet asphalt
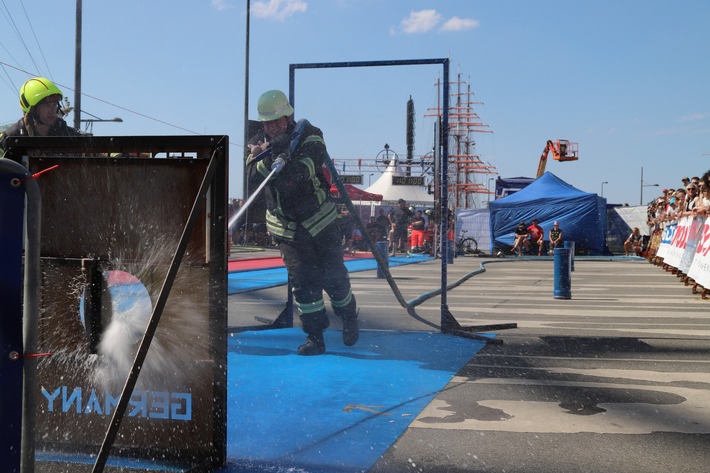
[359,255,710,473]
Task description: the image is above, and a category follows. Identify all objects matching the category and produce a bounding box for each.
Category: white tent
[364,157,434,206]
[611,205,650,236]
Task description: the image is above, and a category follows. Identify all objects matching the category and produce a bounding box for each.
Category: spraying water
[228,166,277,231]
[38,159,217,395]
[85,260,213,393]
[85,271,151,389]
[29,150,226,461]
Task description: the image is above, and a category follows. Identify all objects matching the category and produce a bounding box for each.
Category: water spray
[228,165,277,231]
[2,135,229,472]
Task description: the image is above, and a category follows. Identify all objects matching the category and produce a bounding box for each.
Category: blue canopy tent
[489,172,608,255]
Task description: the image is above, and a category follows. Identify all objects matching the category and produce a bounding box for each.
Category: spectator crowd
[644,170,710,300]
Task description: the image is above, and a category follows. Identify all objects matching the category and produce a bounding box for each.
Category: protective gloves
[271,152,289,173]
[269,133,290,156]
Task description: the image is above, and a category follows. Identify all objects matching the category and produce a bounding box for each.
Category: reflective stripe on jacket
[247,122,335,242]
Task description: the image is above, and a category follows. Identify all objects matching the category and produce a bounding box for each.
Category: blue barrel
[376,241,389,278]
[553,248,572,299]
[564,241,575,271]
[0,167,26,472]
[446,239,455,264]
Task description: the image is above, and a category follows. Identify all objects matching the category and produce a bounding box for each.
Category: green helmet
[257,90,293,122]
[19,77,63,113]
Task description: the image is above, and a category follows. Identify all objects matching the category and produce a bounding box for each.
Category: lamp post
[80,117,123,123]
[243,0,251,201]
[80,117,123,134]
[488,177,496,206]
[74,0,82,129]
[368,173,374,186]
[640,167,659,205]
[601,181,608,197]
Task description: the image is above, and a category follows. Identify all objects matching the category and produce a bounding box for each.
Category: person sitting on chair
[548,221,563,254]
[512,222,529,256]
[527,218,545,256]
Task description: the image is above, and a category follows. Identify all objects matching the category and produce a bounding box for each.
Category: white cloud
[679,112,710,122]
[644,126,702,136]
[212,0,235,11]
[399,9,442,34]
[252,0,308,21]
[440,16,479,32]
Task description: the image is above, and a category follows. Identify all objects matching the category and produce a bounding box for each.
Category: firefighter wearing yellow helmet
[0,77,81,159]
[246,89,359,356]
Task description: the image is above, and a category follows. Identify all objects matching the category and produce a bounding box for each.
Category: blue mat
[228,254,432,294]
[34,328,488,472]
[219,328,488,473]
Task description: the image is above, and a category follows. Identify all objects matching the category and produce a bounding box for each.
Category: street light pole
[601,181,608,197]
[640,167,659,205]
[80,117,123,134]
[242,0,251,201]
[488,177,495,206]
[73,0,82,130]
[80,118,123,123]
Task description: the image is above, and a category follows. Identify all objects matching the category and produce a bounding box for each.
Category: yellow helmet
[19,77,63,113]
[257,90,293,122]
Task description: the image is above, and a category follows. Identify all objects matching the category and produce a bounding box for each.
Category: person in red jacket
[527,218,545,256]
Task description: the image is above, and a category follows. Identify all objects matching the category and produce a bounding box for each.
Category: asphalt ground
[233,251,710,473]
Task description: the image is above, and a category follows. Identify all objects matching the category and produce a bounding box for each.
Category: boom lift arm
[536,139,578,178]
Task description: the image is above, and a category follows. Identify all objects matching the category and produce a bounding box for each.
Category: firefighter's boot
[333,295,359,347]
[342,317,359,347]
[298,309,329,356]
[297,333,326,356]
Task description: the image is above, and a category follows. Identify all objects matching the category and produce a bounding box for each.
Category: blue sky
[1,0,708,206]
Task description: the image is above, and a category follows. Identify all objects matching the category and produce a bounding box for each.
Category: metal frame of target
[1,135,229,473]
[283,58,516,342]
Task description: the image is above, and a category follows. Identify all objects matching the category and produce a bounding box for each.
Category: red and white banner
[662,217,693,268]
[687,219,710,289]
[679,217,704,274]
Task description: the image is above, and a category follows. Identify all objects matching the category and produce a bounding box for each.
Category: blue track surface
[219,328,488,473]
[35,328,488,473]
[228,254,432,294]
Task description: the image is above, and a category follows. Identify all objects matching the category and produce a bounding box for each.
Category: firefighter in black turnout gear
[246,90,358,356]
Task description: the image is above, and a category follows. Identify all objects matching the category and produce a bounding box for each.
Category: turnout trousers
[279,222,357,335]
